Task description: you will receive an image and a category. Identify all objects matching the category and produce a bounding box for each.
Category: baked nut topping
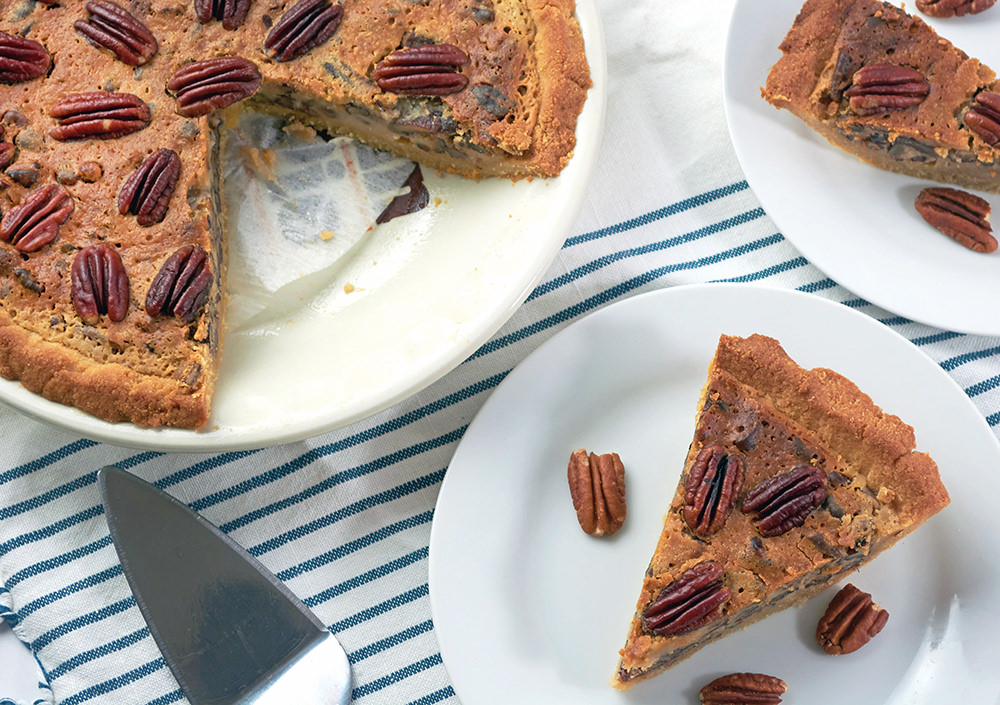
[843,64,930,116]
[741,465,827,537]
[567,448,626,536]
[816,583,889,654]
[74,0,158,67]
[916,0,996,16]
[118,149,182,226]
[0,184,74,253]
[146,246,213,323]
[683,445,745,538]
[915,186,995,253]
[699,672,787,705]
[373,44,470,96]
[49,92,151,141]
[641,561,730,636]
[0,32,51,84]
[965,91,1000,147]
[264,0,344,63]
[195,0,253,30]
[166,57,263,117]
[0,142,16,170]
[72,245,130,324]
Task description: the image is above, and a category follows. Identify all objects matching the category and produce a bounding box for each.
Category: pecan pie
[612,334,949,688]
[0,0,590,428]
[763,0,1000,193]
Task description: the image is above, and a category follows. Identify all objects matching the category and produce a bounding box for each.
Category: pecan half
[118,149,181,226]
[0,142,16,170]
[916,0,995,15]
[74,0,158,66]
[0,184,74,253]
[0,32,51,84]
[915,186,995,253]
[264,0,343,62]
[72,244,130,324]
[166,57,262,117]
[843,64,929,116]
[642,561,730,636]
[195,0,252,30]
[683,445,745,537]
[741,465,827,537]
[816,583,889,655]
[145,245,212,323]
[567,449,626,536]
[373,44,470,96]
[700,673,787,705]
[965,91,1000,147]
[50,92,151,141]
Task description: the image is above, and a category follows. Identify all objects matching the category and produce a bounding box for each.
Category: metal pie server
[97,465,352,705]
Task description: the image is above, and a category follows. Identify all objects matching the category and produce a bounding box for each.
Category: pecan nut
[965,91,1000,147]
[195,0,252,30]
[74,0,158,66]
[0,142,16,170]
[264,0,344,62]
[118,148,182,226]
[145,245,213,323]
[699,672,787,705]
[915,186,995,253]
[816,583,889,655]
[0,184,74,253]
[0,32,51,84]
[50,92,151,141]
[567,449,626,536]
[916,0,996,15]
[72,244,130,324]
[741,465,827,537]
[642,561,730,636]
[843,64,929,116]
[166,57,262,117]
[373,44,470,96]
[683,445,745,537]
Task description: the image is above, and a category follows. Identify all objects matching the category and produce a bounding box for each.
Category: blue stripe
[941,345,1000,371]
[987,411,1000,427]
[798,278,839,294]
[143,691,184,705]
[332,584,429,633]
[32,596,135,652]
[20,565,122,619]
[304,547,427,609]
[0,439,98,487]
[352,653,444,701]
[910,331,964,346]
[59,657,164,705]
[0,505,104,557]
[349,619,434,662]
[406,687,456,705]
[48,628,150,681]
[7,536,113,589]
[715,256,809,283]
[0,474,98,522]
[967,374,1000,398]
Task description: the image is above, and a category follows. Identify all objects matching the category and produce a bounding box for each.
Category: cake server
[97,465,352,705]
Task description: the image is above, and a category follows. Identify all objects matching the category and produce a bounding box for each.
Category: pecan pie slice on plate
[612,334,949,688]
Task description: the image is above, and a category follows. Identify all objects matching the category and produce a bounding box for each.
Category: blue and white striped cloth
[2,1,999,703]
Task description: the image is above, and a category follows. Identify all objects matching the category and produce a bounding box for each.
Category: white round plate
[0,1,607,452]
[723,0,1000,335]
[428,283,1000,704]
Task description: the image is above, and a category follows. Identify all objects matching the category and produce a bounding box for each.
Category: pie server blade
[97,465,352,705]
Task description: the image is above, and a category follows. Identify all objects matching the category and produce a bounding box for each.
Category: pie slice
[763,0,1000,193]
[612,334,949,689]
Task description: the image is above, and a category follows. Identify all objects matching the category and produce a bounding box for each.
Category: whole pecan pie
[0,0,591,428]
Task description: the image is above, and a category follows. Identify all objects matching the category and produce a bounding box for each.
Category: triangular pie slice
[612,334,949,689]
[764,0,1000,193]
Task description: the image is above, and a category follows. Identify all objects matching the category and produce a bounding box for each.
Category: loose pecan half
[742,465,827,537]
[843,64,929,116]
[642,561,730,636]
[166,57,262,117]
[816,583,889,655]
[965,91,1000,147]
[50,92,151,141]
[72,244,130,324]
[915,186,995,253]
[0,142,16,170]
[916,0,995,15]
[118,149,181,226]
[264,0,343,62]
[373,44,470,96]
[74,0,158,66]
[0,32,51,84]
[700,672,787,705]
[0,184,74,252]
[683,445,745,537]
[567,449,626,536]
[195,0,253,30]
[146,245,212,323]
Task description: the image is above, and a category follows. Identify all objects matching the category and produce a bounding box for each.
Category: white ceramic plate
[428,284,1000,704]
[724,0,1000,335]
[0,1,606,452]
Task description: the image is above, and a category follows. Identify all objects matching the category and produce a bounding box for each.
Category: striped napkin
[2,1,999,704]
